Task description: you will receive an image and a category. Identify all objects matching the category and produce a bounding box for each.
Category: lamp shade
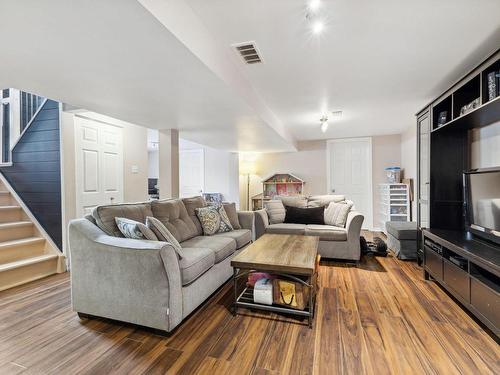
[240,160,257,175]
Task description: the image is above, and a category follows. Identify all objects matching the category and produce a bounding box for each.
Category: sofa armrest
[68,218,183,332]
[237,211,254,232]
[254,209,269,239]
[345,211,364,261]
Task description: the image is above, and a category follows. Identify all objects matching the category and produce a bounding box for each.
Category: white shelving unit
[378,183,411,234]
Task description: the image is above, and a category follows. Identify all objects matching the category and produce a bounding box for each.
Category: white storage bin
[253,278,273,305]
[385,167,401,183]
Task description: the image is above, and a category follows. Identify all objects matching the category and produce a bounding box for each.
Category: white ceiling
[0,0,499,151]
[186,0,500,140]
[0,0,293,152]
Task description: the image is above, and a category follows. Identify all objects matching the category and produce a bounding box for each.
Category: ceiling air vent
[233,42,263,64]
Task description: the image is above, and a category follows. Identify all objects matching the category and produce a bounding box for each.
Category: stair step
[0,237,46,264]
[0,191,12,206]
[0,206,23,223]
[0,254,59,291]
[0,221,34,242]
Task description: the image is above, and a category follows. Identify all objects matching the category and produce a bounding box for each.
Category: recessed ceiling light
[309,0,321,12]
[320,116,329,132]
[312,20,324,35]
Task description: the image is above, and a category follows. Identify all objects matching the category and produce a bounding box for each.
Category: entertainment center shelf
[416,48,500,339]
[423,229,499,336]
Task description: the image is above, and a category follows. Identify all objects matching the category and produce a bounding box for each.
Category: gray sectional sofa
[255,195,364,261]
[68,197,254,333]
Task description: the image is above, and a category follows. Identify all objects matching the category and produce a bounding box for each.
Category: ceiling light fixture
[312,20,324,35]
[308,0,321,12]
[320,116,329,133]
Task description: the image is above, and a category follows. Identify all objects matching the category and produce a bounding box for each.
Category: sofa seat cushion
[266,223,306,235]
[178,247,215,285]
[305,225,347,241]
[212,229,252,249]
[181,236,236,263]
[151,199,198,242]
[92,202,153,237]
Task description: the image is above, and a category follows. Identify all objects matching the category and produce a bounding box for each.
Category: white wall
[148,150,159,178]
[471,121,500,168]
[180,139,240,205]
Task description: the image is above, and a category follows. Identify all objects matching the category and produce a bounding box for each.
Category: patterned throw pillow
[115,217,158,240]
[195,205,233,235]
[324,201,354,227]
[146,216,183,258]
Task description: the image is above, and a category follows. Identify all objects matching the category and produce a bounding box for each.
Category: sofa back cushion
[264,200,286,224]
[92,202,153,237]
[151,199,198,242]
[182,196,207,236]
[274,195,307,208]
[307,195,346,207]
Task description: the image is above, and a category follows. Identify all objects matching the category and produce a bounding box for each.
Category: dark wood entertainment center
[416,49,500,338]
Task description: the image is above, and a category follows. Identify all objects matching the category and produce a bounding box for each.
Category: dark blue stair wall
[0,99,62,249]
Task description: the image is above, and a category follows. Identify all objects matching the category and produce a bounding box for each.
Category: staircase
[0,179,65,291]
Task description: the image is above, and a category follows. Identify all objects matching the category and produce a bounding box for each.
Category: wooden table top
[231,234,319,275]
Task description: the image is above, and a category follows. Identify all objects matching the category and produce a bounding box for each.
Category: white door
[327,138,373,230]
[179,149,204,197]
[75,117,124,217]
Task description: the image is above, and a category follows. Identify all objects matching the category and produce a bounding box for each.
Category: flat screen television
[464,168,500,245]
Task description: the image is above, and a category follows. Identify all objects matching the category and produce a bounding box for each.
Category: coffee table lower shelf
[232,270,316,328]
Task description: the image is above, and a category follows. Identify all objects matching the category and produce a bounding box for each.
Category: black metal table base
[232,269,316,328]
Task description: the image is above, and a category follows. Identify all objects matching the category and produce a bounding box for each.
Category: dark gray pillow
[223,202,241,229]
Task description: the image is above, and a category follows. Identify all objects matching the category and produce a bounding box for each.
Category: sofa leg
[77,312,91,320]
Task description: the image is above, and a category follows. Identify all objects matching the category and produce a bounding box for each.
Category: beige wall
[372,135,402,229]
[401,124,417,220]
[240,140,327,210]
[60,110,149,256]
[241,136,403,229]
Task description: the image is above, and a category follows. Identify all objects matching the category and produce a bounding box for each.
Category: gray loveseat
[255,195,364,261]
[68,197,254,333]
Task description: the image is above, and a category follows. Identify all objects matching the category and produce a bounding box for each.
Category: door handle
[331,189,335,193]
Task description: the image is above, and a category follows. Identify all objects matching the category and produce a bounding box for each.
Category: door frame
[326,137,373,230]
[179,148,205,198]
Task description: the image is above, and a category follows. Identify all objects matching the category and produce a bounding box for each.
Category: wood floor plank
[0,232,498,375]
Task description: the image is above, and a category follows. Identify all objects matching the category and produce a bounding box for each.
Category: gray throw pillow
[324,201,354,227]
[195,205,233,235]
[222,202,241,229]
[115,217,158,240]
[264,200,286,224]
[146,216,183,258]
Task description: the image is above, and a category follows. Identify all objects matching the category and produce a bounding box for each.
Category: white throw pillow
[264,200,286,224]
[324,201,354,227]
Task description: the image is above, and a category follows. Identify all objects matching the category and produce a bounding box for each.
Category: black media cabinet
[416,49,500,339]
[423,229,499,337]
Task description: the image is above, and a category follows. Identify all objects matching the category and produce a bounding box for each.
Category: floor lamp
[240,161,256,211]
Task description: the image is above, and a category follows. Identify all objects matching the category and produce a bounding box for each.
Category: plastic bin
[385,167,401,183]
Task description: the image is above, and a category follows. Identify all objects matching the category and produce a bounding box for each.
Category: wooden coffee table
[231,234,319,327]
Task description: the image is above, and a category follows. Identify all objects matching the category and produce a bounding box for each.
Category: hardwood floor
[0,237,499,374]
